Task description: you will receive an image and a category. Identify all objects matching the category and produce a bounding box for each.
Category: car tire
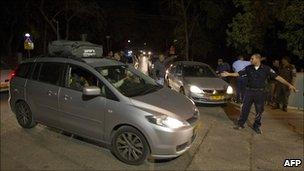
[15,101,37,129]
[111,126,149,165]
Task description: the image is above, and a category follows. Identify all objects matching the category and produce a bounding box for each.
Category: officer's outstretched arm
[275,76,296,92]
[221,71,239,77]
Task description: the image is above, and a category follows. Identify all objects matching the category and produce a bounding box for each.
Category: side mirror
[83,86,101,96]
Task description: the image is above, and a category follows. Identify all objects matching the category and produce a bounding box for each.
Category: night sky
[0,0,303,69]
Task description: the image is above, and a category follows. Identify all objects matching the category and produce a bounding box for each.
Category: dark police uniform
[237,64,278,129]
[274,64,296,109]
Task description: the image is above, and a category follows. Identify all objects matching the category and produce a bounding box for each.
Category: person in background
[272,56,297,112]
[221,54,296,134]
[106,51,114,59]
[269,59,280,105]
[272,59,280,73]
[114,52,122,62]
[295,57,304,72]
[153,54,166,85]
[138,53,151,75]
[216,58,231,82]
[232,55,251,103]
[262,56,273,105]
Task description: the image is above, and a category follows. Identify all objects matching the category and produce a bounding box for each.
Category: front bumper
[189,92,232,104]
[149,122,198,159]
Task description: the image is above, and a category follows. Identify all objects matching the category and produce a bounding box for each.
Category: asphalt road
[1,91,303,170]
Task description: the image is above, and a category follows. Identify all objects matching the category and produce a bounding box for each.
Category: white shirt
[233,60,251,72]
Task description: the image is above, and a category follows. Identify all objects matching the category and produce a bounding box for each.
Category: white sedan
[165,61,233,104]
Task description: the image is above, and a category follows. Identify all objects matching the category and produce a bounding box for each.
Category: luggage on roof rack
[48,40,103,58]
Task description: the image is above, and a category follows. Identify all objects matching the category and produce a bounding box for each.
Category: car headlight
[146,115,189,129]
[190,85,203,94]
[226,85,233,94]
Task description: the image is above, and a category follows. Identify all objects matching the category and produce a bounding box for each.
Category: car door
[171,64,183,91]
[167,65,177,89]
[26,62,65,128]
[58,64,106,140]
[174,64,184,90]
[10,62,34,108]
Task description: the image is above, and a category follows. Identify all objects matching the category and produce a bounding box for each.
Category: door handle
[47,90,53,96]
[64,95,70,101]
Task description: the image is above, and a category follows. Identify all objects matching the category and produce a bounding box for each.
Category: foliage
[278,0,304,58]
[226,0,273,55]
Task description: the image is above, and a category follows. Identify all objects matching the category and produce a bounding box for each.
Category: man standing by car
[232,55,251,103]
[272,56,296,112]
[221,54,296,134]
[216,58,231,82]
[153,54,166,85]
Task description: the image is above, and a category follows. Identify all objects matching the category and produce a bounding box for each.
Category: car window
[32,63,42,81]
[15,63,35,79]
[170,65,176,73]
[66,65,109,98]
[176,64,182,74]
[38,63,65,85]
[96,65,162,97]
[183,65,217,77]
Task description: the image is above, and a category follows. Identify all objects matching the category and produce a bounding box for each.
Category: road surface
[1,91,303,170]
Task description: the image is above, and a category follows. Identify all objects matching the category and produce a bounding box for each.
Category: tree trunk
[43,21,47,54]
[181,0,189,61]
[65,22,69,40]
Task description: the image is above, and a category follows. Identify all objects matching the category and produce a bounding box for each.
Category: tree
[226,0,274,55]
[278,0,304,58]
[163,0,201,60]
[37,0,105,40]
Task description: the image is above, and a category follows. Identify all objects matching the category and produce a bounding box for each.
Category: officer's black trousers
[238,90,265,128]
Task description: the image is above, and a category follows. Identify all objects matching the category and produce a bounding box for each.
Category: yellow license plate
[0,82,9,88]
[211,95,224,100]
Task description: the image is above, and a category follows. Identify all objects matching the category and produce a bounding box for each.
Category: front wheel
[15,101,37,129]
[111,126,150,165]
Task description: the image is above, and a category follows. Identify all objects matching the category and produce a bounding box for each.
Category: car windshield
[183,65,216,77]
[96,65,162,97]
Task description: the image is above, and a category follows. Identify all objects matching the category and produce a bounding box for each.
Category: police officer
[221,54,296,134]
[272,56,296,112]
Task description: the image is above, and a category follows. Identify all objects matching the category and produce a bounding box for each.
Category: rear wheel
[111,126,149,165]
[15,101,37,129]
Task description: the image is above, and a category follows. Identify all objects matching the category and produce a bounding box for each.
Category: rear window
[38,63,65,85]
[15,63,35,79]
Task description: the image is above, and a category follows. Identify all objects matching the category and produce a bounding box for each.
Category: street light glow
[127,40,131,43]
[25,33,30,37]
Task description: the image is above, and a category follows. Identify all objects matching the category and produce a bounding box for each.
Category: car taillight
[8,70,16,80]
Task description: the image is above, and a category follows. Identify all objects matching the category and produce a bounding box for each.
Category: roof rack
[48,40,103,60]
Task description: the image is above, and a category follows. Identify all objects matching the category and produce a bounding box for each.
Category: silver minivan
[9,57,199,165]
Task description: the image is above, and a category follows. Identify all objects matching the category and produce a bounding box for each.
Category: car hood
[184,77,229,90]
[130,87,196,120]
